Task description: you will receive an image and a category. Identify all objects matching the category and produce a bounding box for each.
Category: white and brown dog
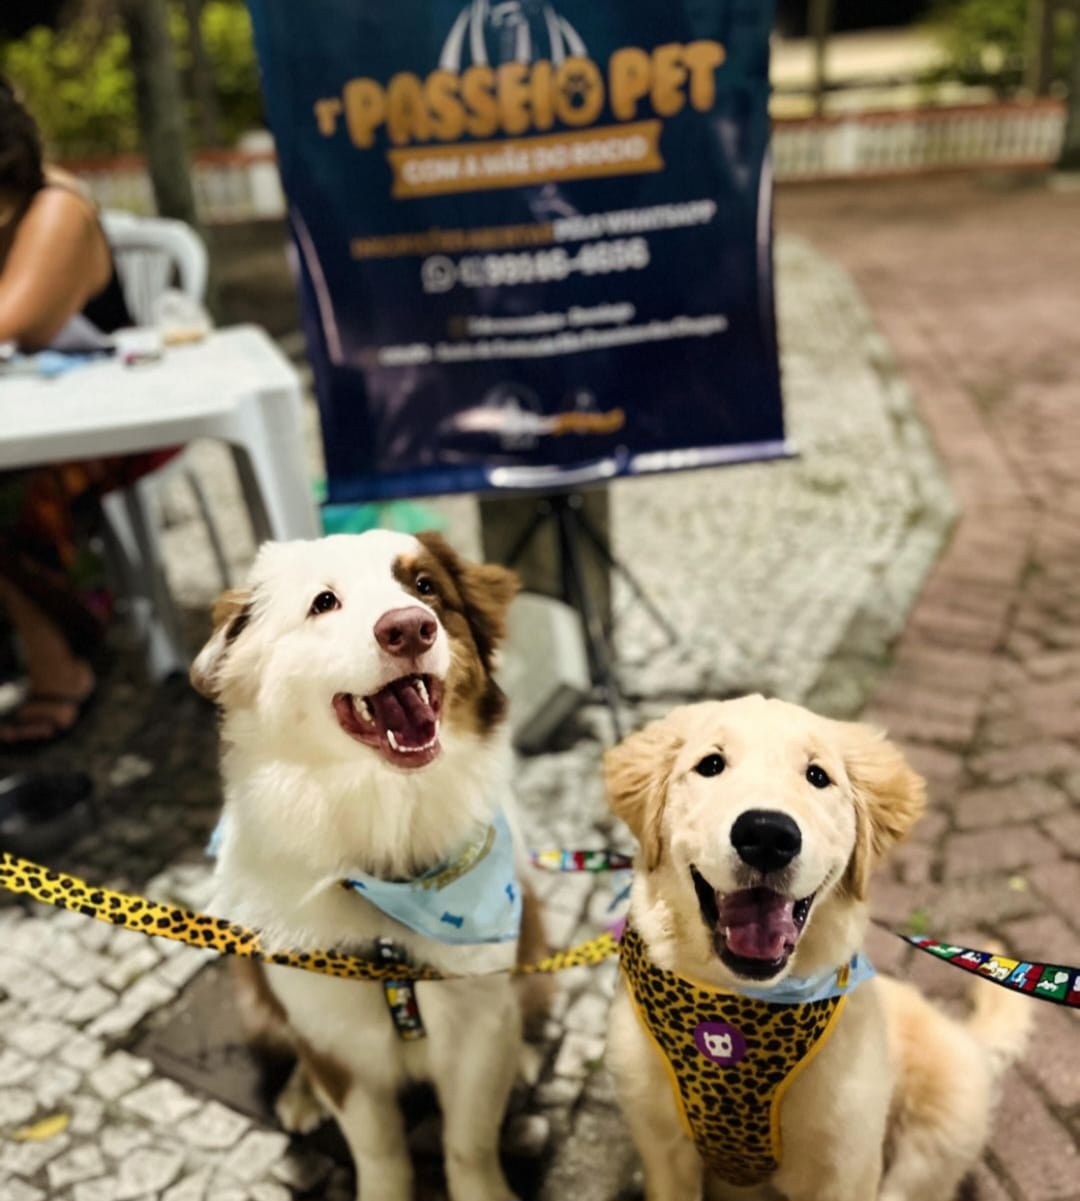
[604,696,1030,1201]
[192,530,544,1201]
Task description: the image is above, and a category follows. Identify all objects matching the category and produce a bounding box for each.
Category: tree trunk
[808,0,835,118]
[1061,20,1080,171]
[118,0,199,225]
[1025,0,1056,96]
[182,0,222,148]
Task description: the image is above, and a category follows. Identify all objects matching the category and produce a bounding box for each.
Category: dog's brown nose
[375,607,437,658]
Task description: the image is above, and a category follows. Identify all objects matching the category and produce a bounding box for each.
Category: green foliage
[171,0,264,144]
[926,0,1079,95]
[0,0,263,159]
[202,1,264,140]
[1,21,138,158]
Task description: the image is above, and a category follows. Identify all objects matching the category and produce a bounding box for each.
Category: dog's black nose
[730,810,802,873]
[375,607,438,657]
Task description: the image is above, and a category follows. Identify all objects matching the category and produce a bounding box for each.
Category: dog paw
[274,1065,328,1134]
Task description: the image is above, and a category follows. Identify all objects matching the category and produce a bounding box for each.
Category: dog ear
[604,716,684,871]
[839,722,927,901]
[415,532,519,671]
[190,588,253,701]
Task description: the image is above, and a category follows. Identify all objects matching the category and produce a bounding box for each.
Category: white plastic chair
[99,211,229,678]
[101,211,209,326]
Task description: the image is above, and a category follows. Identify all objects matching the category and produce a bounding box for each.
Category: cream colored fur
[604,695,1031,1201]
[199,531,526,1201]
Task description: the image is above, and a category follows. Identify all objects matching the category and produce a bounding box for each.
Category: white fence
[773,99,1066,181]
[69,100,1067,224]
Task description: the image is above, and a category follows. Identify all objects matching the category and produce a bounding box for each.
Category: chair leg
[118,483,188,680]
[184,467,232,589]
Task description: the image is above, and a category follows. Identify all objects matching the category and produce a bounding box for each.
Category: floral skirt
[0,451,176,658]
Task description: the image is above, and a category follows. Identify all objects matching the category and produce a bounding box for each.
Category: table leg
[224,387,320,545]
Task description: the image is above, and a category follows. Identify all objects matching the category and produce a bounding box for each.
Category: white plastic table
[0,326,320,676]
[0,324,319,543]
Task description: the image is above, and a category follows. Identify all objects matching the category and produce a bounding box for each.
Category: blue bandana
[343,808,522,946]
[732,953,876,1005]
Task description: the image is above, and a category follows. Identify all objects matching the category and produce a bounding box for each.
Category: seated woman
[0,78,167,747]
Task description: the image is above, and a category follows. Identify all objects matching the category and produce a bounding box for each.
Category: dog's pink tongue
[369,679,436,746]
[718,888,799,961]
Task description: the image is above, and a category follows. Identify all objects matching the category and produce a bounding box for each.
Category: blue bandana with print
[343,807,522,946]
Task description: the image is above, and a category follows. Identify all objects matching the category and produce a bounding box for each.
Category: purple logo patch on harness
[694,1021,746,1066]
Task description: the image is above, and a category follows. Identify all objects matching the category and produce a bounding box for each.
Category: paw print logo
[559,67,597,113]
[694,1021,746,1066]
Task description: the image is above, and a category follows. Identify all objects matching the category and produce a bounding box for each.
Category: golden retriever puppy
[603,695,1030,1201]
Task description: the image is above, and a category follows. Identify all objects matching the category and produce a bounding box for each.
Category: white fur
[206,532,523,1201]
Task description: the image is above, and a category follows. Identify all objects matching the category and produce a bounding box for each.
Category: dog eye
[806,764,831,789]
[694,753,726,778]
[309,590,340,616]
[415,574,436,597]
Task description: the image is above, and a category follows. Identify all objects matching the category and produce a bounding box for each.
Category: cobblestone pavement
[2,173,1077,1201]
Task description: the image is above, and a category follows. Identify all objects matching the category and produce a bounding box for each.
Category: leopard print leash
[0,851,618,982]
[2,848,1077,1004]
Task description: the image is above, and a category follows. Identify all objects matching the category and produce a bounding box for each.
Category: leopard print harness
[620,925,862,1188]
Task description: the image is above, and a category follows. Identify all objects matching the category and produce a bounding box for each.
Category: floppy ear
[415,531,519,672]
[840,722,927,901]
[190,588,253,701]
[603,716,684,871]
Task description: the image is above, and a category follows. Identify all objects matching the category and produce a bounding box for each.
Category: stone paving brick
[1001,913,1080,966]
[220,1130,291,1183]
[953,782,1069,831]
[909,808,951,845]
[944,828,1062,880]
[1019,1003,1080,1110]
[1043,811,1080,857]
[968,1163,1013,1201]
[969,743,1080,787]
[992,1075,1080,1201]
[46,1143,107,1191]
[1030,859,1080,931]
[114,1146,185,1199]
[900,744,966,794]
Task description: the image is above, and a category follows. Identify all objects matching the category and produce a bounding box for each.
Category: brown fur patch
[603,713,686,870]
[190,587,253,701]
[838,723,927,901]
[228,958,290,1051]
[392,532,519,738]
[229,960,352,1110]
[294,1037,352,1110]
[515,878,554,1036]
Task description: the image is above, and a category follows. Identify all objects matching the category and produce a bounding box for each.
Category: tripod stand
[503,492,680,740]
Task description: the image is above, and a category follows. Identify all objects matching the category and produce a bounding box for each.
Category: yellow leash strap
[0,852,618,982]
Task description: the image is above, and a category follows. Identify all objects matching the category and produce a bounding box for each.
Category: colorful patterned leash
[4,849,1077,1006]
[0,852,618,983]
[530,848,1080,1010]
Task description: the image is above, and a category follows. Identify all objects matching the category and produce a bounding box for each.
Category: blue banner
[247,0,787,503]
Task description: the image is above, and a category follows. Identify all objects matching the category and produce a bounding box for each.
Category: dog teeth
[386,722,440,755]
[415,677,429,705]
[354,697,374,724]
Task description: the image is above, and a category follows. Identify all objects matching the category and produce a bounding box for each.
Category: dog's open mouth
[332,674,444,769]
[691,866,815,981]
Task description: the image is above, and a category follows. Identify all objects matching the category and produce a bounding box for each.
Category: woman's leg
[0,574,95,742]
